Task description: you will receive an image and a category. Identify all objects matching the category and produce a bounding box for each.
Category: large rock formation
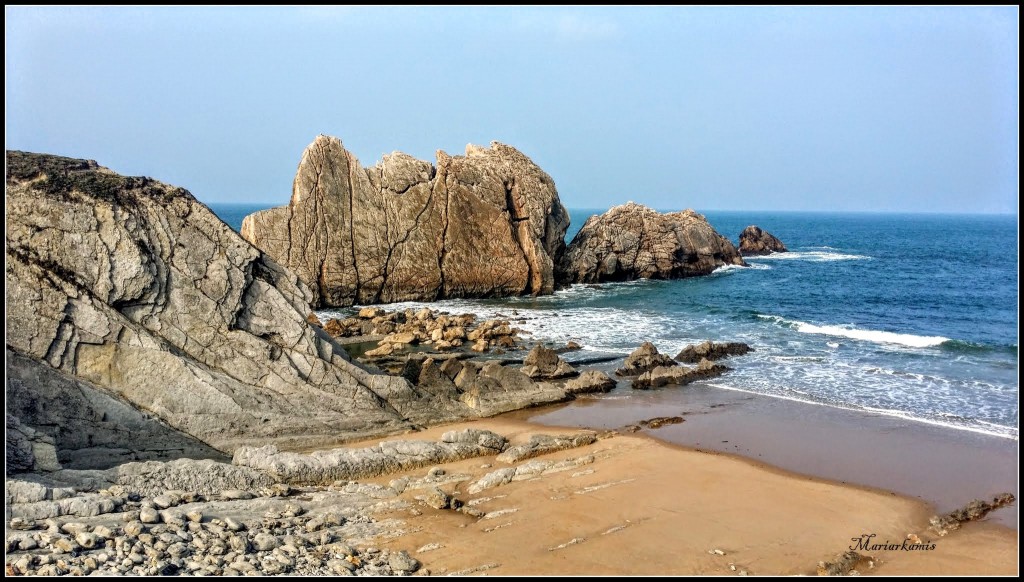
[738,225,787,255]
[4,151,569,469]
[558,202,745,284]
[241,135,570,307]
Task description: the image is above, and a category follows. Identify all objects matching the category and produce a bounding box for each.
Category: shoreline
[359,417,1017,576]
[518,381,1019,529]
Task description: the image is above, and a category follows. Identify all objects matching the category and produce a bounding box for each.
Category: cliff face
[241,136,570,307]
[558,202,745,284]
[4,151,468,464]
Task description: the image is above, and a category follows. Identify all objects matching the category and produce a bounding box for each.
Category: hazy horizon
[6,7,1018,214]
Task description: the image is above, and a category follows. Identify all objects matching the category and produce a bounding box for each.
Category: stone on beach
[615,342,677,376]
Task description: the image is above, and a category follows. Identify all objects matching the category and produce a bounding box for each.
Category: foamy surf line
[757,314,949,348]
[746,250,870,261]
[704,382,1019,441]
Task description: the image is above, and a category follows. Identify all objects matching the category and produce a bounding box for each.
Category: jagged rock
[638,416,684,429]
[5,150,475,456]
[738,225,787,255]
[817,550,868,576]
[458,362,569,416]
[632,359,729,389]
[615,342,677,376]
[6,152,578,462]
[112,458,274,499]
[558,202,745,284]
[675,341,752,363]
[563,371,617,394]
[495,433,597,464]
[521,345,579,380]
[929,493,1016,536]
[232,430,508,484]
[241,135,570,307]
[6,479,49,504]
[421,487,452,510]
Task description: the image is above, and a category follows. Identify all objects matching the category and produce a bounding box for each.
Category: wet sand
[522,383,1019,528]
[357,418,1017,576]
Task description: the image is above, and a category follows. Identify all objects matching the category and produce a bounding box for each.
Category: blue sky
[5,7,1018,213]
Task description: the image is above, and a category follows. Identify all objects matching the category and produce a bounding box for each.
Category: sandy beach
[346,418,1018,576]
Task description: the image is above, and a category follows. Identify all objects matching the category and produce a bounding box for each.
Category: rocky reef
[241,135,570,307]
[738,225,787,255]
[558,202,745,284]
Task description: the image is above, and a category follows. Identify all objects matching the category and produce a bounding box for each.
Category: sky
[5,6,1019,213]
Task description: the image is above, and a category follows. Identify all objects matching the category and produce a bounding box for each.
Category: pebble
[187,510,204,523]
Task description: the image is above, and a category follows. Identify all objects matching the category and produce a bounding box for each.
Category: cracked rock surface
[4,151,568,469]
[558,202,745,284]
[241,135,570,307]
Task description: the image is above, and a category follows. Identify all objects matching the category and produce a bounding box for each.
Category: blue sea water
[211,203,1019,440]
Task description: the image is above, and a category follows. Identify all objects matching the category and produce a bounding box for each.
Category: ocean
[211,203,1019,440]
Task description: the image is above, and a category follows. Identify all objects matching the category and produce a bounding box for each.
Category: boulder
[558,202,745,284]
[241,135,570,307]
[615,342,677,376]
[738,225,787,255]
[521,345,579,380]
[632,359,729,389]
[675,340,752,363]
[563,371,617,394]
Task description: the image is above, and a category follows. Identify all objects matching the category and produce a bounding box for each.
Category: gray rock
[75,531,103,549]
[496,432,598,464]
[240,135,569,307]
[564,370,617,394]
[232,430,509,484]
[251,533,279,552]
[4,150,447,458]
[467,468,517,494]
[388,550,420,574]
[738,225,787,255]
[139,507,160,524]
[6,479,49,504]
[559,202,745,284]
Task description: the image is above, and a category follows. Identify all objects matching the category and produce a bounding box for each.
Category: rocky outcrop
[4,151,571,465]
[738,225,787,255]
[675,341,752,363]
[495,432,598,464]
[632,359,729,389]
[564,371,617,395]
[7,349,226,471]
[232,429,508,484]
[241,135,570,307]
[614,342,677,377]
[521,345,578,380]
[558,202,744,284]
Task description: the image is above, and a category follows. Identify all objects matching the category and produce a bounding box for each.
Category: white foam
[795,322,948,348]
[705,383,1018,440]
[713,263,770,274]
[758,314,949,348]
[746,250,870,262]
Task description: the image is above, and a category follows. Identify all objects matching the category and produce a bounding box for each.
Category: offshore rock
[558,202,744,284]
[241,135,570,307]
[675,340,752,363]
[738,225,787,255]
